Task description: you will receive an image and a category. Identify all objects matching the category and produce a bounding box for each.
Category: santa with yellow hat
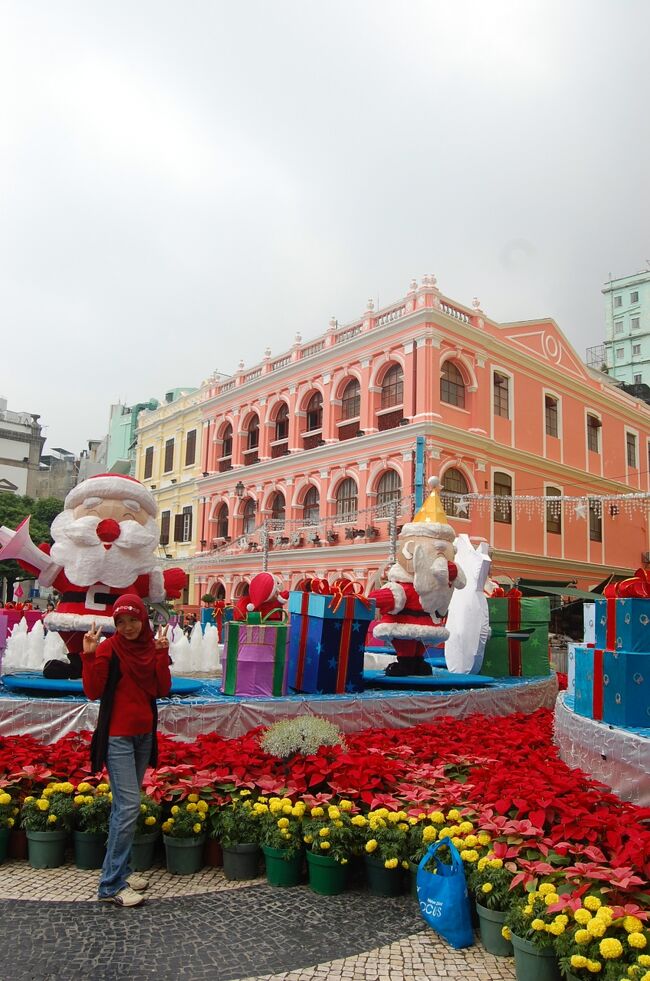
[369,476,466,676]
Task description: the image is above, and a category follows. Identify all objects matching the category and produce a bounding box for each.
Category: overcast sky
[1,1,649,455]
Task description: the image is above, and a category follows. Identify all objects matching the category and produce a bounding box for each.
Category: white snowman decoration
[444,535,492,674]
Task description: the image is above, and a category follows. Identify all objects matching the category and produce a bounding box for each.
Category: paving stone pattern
[0,861,517,981]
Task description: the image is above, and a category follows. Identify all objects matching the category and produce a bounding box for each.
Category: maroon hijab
[111,594,158,698]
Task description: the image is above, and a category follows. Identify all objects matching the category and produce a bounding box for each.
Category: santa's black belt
[60,591,122,606]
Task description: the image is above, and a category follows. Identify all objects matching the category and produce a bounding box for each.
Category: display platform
[0,673,558,743]
[363,670,495,690]
[554,691,650,808]
[1,673,203,697]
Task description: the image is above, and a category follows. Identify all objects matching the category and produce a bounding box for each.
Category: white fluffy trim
[66,475,157,516]
[400,521,455,542]
[44,612,116,633]
[386,564,414,584]
[148,566,166,603]
[373,621,449,642]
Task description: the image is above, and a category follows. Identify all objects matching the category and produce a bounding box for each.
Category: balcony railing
[218,458,233,473]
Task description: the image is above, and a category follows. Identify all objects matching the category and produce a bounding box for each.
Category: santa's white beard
[50,511,161,588]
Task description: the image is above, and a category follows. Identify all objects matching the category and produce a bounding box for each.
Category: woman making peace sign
[82,593,171,907]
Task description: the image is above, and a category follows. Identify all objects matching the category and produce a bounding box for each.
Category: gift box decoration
[574,644,650,727]
[583,603,595,646]
[480,590,550,678]
[287,580,375,694]
[201,602,233,642]
[567,642,577,697]
[594,596,650,653]
[574,645,605,720]
[222,612,289,697]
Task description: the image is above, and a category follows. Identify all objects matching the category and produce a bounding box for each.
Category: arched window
[215,503,229,539]
[440,362,466,408]
[234,581,249,599]
[376,470,402,515]
[219,423,233,472]
[381,364,403,409]
[305,392,323,431]
[274,403,289,441]
[493,472,512,524]
[211,581,226,600]
[302,486,320,525]
[247,414,259,450]
[441,468,470,518]
[242,498,257,535]
[546,487,562,535]
[341,379,360,420]
[270,491,286,527]
[336,477,358,522]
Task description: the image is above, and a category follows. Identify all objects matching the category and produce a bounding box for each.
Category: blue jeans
[98,734,152,898]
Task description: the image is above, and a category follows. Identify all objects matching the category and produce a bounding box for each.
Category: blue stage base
[0,674,558,743]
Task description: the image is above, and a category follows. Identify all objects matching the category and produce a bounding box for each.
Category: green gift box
[481,593,551,677]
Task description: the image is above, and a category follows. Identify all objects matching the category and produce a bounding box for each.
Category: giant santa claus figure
[0,473,187,679]
[369,476,466,676]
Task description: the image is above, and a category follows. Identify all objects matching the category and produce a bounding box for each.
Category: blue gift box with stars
[601,649,650,728]
[287,591,375,694]
[594,596,650,652]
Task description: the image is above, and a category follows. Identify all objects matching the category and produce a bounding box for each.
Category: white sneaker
[110,886,145,907]
[127,873,148,892]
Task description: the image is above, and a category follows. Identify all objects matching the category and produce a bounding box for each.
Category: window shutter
[160,511,170,545]
[164,439,175,473]
[173,514,184,542]
[144,446,154,480]
[185,430,196,466]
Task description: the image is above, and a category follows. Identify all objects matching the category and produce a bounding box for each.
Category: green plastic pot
[222,843,260,881]
[364,855,404,897]
[163,834,206,875]
[511,933,561,981]
[26,829,68,869]
[0,827,9,864]
[130,832,159,872]
[306,850,347,895]
[73,830,106,870]
[476,903,513,957]
[262,845,303,887]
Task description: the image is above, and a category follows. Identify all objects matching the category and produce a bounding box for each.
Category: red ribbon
[615,568,650,598]
[506,587,522,675]
[592,648,604,721]
[294,591,311,689]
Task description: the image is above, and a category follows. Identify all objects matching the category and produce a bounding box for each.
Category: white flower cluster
[260,715,346,759]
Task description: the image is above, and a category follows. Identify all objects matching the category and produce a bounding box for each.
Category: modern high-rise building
[600,268,650,386]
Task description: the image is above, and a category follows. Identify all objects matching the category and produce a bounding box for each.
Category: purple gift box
[221,618,289,697]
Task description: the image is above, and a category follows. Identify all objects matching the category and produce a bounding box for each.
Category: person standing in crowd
[82,594,171,907]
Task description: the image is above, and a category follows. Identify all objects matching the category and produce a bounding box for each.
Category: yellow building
[135,387,205,605]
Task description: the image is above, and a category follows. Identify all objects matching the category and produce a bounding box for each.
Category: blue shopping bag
[416,837,474,949]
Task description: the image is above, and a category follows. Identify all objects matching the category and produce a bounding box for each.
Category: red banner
[592,648,605,721]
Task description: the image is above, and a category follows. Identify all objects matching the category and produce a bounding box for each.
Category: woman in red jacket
[82,593,171,907]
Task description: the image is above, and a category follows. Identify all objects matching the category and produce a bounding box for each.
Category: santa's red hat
[65,474,157,517]
[246,572,277,612]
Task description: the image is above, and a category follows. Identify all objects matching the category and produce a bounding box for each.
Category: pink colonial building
[191,276,650,602]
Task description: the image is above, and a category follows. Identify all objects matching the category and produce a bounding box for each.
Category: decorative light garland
[440,491,650,520]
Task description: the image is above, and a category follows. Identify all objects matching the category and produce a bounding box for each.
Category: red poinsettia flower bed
[1,708,648,900]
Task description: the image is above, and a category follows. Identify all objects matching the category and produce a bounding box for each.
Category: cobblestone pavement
[0,859,516,981]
